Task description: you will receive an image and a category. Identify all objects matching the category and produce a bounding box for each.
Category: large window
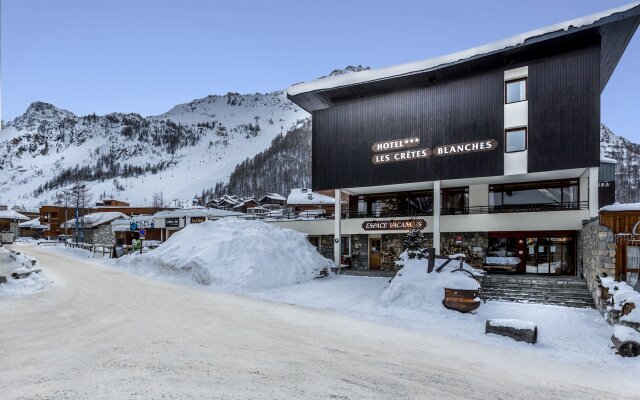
[398,191,433,216]
[505,78,527,103]
[441,187,469,215]
[505,128,527,153]
[489,179,580,212]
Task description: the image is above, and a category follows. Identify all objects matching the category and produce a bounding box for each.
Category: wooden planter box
[443,288,481,313]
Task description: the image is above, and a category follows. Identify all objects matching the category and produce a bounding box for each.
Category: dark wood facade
[312,69,504,190]
[311,43,602,191]
[290,6,640,192]
[527,46,600,173]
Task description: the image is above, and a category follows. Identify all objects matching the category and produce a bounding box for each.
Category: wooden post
[427,248,435,273]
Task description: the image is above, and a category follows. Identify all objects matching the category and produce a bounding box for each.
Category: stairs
[481,274,595,308]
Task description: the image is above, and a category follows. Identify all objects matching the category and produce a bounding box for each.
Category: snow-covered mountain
[600,124,640,203]
[0,92,307,208]
[1,65,638,209]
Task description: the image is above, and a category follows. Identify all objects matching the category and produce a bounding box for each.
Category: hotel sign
[190,216,206,224]
[362,219,427,231]
[372,137,420,152]
[371,137,497,164]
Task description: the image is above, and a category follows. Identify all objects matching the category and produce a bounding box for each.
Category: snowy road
[1,246,637,400]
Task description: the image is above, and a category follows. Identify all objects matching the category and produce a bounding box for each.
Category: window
[505,128,527,153]
[505,78,527,103]
[628,246,640,271]
[340,237,350,256]
[441,187,469,215]
[489,179,580,212]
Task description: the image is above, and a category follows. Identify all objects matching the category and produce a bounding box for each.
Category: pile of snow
[117,218,332,290]
[613,324,640,343]
[599,202,640,212]
[381,251,482,310]
[0,247,50,297]
[601,277,640,312]
[9,249,38,268]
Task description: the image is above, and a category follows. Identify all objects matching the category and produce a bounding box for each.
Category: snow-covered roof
[62,212,129,229]
[260,193,286,201]
[600,156,618,164]
[600,202,640,212]
[154,208,244,219]
[0,209,30,221]
[287,188,335,205]
[287,2,640,98]
[19,217,48,230]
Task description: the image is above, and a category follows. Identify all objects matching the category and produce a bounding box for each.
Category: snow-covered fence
[65,241,114,258]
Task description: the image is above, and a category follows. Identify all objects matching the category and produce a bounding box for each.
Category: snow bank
[0,247,50,297]
[613,324,640,343]
[601,277,640,311]
[116,219,332,290]
[381,252,481,310]
[599,202,640,212]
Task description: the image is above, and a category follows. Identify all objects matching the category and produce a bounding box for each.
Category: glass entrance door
[525,236,575,275]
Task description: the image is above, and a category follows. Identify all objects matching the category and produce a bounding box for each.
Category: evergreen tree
[403,228,427,259]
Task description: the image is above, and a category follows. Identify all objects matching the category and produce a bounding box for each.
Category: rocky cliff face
[600,124,640,203]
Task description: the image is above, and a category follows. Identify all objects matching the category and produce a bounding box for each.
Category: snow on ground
[113,219,333,290]
[381,252,480,310]
[252,274,627,366]
[0,245,51,297]
[24,240,637,369]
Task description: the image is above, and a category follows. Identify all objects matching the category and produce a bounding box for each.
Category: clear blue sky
[2,0,639,141]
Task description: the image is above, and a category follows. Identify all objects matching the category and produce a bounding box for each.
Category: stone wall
[83,224,115,245]
[380,233,434,270]
[350,235,369,270]
[441,232,489,258]
[319,235,334,260]
[577,217,616,313]
[9,222,19,238]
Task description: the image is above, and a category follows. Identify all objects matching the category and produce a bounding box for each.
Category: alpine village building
[278,4,640,274]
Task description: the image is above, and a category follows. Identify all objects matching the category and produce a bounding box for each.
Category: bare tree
[68,183,93,243]
[151,191,167,208]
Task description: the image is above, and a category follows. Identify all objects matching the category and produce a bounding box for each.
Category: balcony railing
[233,201,589,221]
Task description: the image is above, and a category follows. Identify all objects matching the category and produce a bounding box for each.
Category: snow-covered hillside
[0,91,307,208]
[600,124,640,203]
[1,66,638,208]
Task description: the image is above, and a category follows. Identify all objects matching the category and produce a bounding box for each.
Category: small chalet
[259,193,287,207]
[62,212,129,244]
[0,210,29,238]
[287,188,336,213]
[232,198,260,213]
[19,218,49,238]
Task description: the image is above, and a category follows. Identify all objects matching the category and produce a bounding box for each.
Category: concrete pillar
[334,189,342,266]
[433,181,441,255]
[589,166,599,218]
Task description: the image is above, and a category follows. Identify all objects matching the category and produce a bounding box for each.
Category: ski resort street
[0,244,636,400]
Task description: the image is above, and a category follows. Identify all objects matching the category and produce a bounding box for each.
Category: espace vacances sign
[372,137,497,164]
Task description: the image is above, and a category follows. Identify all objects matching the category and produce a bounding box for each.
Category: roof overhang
[287,2,640,113]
